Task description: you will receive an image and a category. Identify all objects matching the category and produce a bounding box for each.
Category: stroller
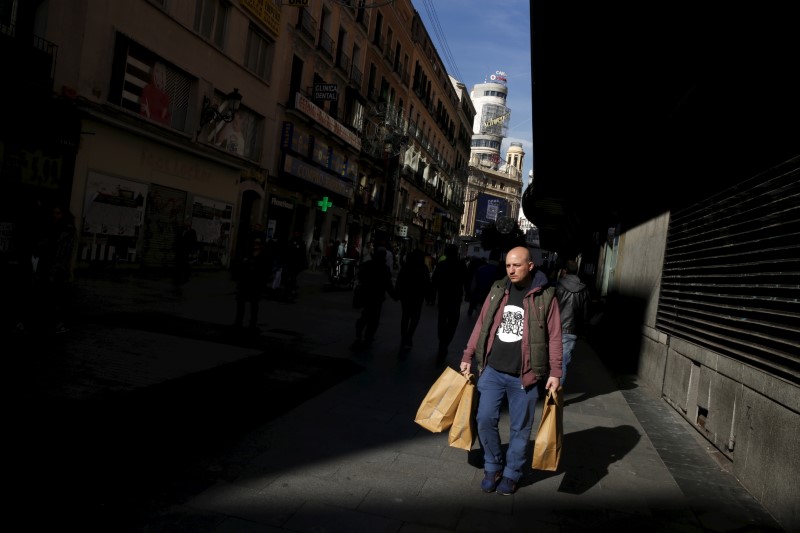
[329,257,357,289]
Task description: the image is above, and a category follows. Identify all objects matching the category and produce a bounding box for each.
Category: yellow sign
[241,0,281,37]
[484,112,510,128]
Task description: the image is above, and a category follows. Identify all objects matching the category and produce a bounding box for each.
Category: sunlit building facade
[459,72,523,240]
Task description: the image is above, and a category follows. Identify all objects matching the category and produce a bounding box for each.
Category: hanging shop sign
[313,83,338,101]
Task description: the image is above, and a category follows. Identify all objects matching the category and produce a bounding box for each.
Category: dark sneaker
[481,470,502,493]
[496,477,517,495]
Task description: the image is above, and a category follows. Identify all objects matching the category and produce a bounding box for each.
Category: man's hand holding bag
[532,387,563,471]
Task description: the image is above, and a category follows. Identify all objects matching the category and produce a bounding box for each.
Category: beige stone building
[1,0,473,275]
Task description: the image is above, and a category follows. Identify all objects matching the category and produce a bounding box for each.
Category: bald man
[460,246,562,495]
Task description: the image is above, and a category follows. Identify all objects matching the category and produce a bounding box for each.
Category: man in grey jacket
[555,260,590,386]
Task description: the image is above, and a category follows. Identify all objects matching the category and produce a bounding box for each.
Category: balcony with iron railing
[318,30,334,60]
[336,51,350,74]
[350,64,362,87]
[297,10,316,43]
[1,24,58,92]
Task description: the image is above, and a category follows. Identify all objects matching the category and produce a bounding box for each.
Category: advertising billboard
[480,103,510,136]
[474,193,510,235]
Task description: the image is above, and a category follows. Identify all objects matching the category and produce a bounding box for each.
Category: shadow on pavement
[12,311,363,530]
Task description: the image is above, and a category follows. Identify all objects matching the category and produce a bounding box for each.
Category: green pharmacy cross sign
[317,196,333,212]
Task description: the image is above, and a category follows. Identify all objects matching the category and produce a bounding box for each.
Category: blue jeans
[476,365,540,482]
[561,333,577,386]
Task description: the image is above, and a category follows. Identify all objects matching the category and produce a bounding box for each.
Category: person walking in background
[360,241,374,263]
[431,243,467,362]
[232,236,271,332]
[353,247,395,348]
[424,252,436,305]
[174,218,198,291]
[282,231,308,297]
[392,243,400,270]
[44,204,77,333]
[460,246,562,496]
[394,249,431,349]
[20,203,77,334]
[379,242,394,273]
[468,250,505,316]
[12,195,49,333]
[555,259,590,386]
[238,222,266,260]
[345,240,360,261]
[322,239,336,275]
[463,255,484,313]
[308,235,323,272]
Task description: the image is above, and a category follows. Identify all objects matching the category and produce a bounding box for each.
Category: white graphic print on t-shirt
[497,305,524,343]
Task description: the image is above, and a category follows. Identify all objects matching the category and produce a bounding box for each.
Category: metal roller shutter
[656,156,800,384]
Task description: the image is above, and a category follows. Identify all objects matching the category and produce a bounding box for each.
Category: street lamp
[200,88,242,127]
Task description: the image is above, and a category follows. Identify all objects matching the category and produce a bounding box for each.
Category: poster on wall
[83,172,148,237]
[191,195,233,266]
[81,172,149,262]
[191,196,232,244]
[209,107,258,158]
[475,193,510,235]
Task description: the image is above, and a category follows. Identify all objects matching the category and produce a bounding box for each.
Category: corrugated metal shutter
[655,156,800,384]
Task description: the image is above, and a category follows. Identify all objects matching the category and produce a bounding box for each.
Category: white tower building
[460,71,524,240]
[470,72,511,169]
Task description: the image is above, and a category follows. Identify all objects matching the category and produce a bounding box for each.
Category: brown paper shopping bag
[414,367,470,433]
[532,387,563,471]
[448,374,477,450]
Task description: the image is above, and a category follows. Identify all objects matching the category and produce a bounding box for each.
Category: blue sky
[412,0,533,189]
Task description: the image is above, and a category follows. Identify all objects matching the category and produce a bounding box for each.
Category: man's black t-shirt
[488,283,527,375]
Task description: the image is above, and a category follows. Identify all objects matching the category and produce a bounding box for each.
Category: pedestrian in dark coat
[281,231,308,297]
[353,247,395,347]
[233,237,271,331]
[431,243,467,361]
[29,204,77,334]
[555,260,590,385]
[394,249,431,348]
[174,218,198,289]
[468,252,506,316]
[464,256,485,311]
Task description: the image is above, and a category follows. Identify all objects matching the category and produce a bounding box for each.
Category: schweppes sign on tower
[479,70,511,137]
